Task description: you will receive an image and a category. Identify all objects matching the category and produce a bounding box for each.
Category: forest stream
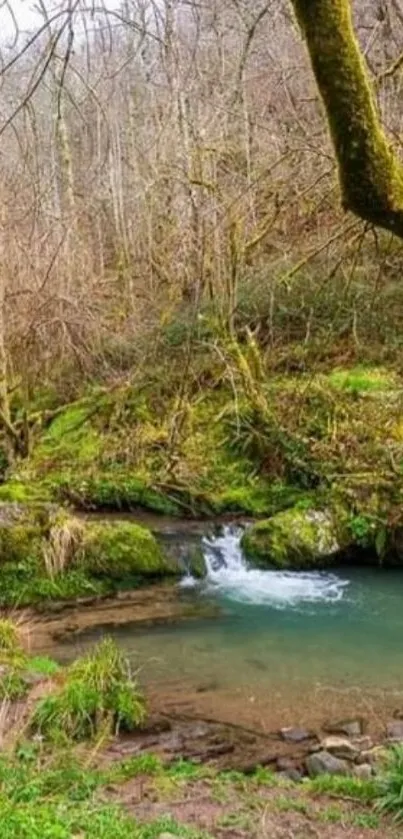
[27,517,403,739]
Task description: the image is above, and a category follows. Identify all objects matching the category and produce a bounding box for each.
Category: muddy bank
[23,583,221,652]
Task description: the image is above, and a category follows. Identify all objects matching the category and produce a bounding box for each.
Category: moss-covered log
[291,0,403,238]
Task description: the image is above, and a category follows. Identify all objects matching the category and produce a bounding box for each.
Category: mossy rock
[0,503,52,565]
[241,507,342,569]
[79,521,175,579]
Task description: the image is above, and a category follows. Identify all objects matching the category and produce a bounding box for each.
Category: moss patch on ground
[3,355,403,537]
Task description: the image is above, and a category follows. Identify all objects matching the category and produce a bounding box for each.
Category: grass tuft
[31,637,145,741]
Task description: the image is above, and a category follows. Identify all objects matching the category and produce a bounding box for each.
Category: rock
[354,763,373,780]
[306,751,350,778]
[241,508,342,569]
[351,736,372,751]
[360,746,389,767]
[277,757,303,781]
[280,726,313,743]
[22,671,45,687]
[277,757,297,771]
[324,718,365,737]
[320,736,358,760]
[158,834,180,839]
[387,720,403,741]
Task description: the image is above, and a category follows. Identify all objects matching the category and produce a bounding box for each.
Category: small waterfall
[200,525,349,607]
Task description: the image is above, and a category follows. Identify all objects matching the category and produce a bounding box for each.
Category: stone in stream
[323,717,365,737]
[386,720,403,741]
[319,736,359,761]
[306,751,350,778]
[280,726,314,743]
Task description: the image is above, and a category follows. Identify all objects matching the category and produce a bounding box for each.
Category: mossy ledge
[241,507,344,570]
[241,505,403,570]
[0,504,178,607]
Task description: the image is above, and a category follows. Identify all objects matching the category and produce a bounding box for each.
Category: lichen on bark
[290,0,403,238]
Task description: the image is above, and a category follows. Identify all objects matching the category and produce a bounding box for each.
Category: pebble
[324,718,365,737]
[386,720,403,741]
[320,736,358,760]
[354,763,373,780]
[280,726,313,743]
[306,750,350,778]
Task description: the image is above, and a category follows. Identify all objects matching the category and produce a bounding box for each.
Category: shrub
[31,638,145,741]
[375,745,403,820]
[0,620,22,658]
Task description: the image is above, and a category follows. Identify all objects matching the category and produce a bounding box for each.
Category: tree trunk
[290,0,403,238]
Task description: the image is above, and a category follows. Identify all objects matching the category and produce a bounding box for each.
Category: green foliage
[58,475,182,515]
[0,517,43,566]
[35,402,102,467]
[348,514,376,547]
[166,759,211,781]
[0,745,211,839]
[28,656,61,677]
[31,638,145,741]
[351,811,380,828]
[0,619,22,657]
[251,765,278,786]
[328,366,396,394]
[0,671,29,701]
[375,745,403,820]
[106,753,163,783]
[80,521,172,579]
[0,558,105,607]
[309,772,377,803]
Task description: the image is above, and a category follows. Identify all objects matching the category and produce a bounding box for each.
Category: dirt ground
[106,771,400,839]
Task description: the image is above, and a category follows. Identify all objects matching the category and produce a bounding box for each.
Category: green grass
[375,745,403,821]
[309,773,377,803]
[31,638,145,742]
[28,656,61,677]
[273,794,309,814]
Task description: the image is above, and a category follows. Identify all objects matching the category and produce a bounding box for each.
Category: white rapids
[197,525,349,608]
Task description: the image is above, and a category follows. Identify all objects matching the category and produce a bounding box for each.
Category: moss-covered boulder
[241,508,342,569]
[79,521,174,579]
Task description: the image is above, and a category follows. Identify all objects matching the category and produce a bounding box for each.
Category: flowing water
[60,523,403,728]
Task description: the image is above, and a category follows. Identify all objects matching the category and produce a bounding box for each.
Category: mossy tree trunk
[290,0,403,238]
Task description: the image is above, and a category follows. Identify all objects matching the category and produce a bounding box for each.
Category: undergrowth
[31,638,145,741]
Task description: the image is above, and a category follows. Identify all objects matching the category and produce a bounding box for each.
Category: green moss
[33,402,101,470]
[57,475,182,515]
[79,521,174,579]
[0,483,49,504]
[186,546,206,578]
[328,366,396,394]
[241,507,341,569]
